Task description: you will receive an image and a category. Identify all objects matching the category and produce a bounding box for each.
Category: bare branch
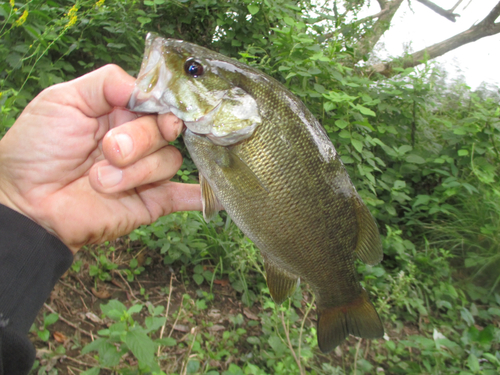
[370,18,500,76]
[479,0,500,26]
[416,0,460,22]
[356,0,405,57]
[450,0,463,12]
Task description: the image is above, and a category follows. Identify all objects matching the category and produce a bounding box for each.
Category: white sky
[361,0,500,89]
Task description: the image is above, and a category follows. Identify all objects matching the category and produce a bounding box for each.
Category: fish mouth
[127,33,172,113]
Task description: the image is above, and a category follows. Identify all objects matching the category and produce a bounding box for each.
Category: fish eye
[184,58,204,78]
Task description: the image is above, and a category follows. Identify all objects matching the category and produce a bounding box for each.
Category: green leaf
[461,308,475,326]
[458,149,469,156]
[323,101,335,112]
[339,129,351,139]
[101,300,126,320]
[351,139,363,153]
[38,329,50,341]
[398,145,413,155]
[82,338,108,355]
[413,195,430,208]
[81,368,100,375]
[44,313,59,327]
[467,354,480,372]
[335,119,349,129]
[283,16,295,26]
[137,16,152,25]
[247,336,260,345]
[193,274,204,285]
[405,154,426,164]
[355,104,376,116]
[127,304,143,315]
[186,359,200,374]
[247,4,259,15]
[125,330,156,366]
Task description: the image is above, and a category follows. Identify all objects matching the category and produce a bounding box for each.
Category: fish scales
[128,33,384,352]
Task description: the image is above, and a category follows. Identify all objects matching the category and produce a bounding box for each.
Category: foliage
[30,312,59,342]
[81,300,173,374]
[2,0,500,374]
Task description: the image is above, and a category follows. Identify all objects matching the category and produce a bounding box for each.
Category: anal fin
[200,174,224,222]
[317,289,384,353]
[264,259,300,305]
[353,196,383,265]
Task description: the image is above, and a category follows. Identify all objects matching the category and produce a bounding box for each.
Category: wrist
[0,185,78,253]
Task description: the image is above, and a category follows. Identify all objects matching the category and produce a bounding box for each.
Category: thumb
[47,64,137,118]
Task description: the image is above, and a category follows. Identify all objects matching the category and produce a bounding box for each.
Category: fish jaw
[127,33,173,114]
[128,34,262,145]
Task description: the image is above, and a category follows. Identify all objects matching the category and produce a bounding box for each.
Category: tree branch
[479,0,500,26]
[370,1,500,76]
[416,0,460,22]
[356,0,405,57]
[450,0,463,12]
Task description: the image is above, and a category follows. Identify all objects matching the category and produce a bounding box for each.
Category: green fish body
[128,33,384,352]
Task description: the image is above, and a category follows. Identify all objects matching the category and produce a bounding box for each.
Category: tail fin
[317,290,383,353]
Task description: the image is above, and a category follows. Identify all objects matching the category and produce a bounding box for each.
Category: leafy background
[1,0,500,374]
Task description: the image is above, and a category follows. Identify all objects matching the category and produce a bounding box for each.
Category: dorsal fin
[264,258,300,305]
[353,196,383,265]
[200,174,224,222]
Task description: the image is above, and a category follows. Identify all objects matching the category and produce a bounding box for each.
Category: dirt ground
[31,238,288,374]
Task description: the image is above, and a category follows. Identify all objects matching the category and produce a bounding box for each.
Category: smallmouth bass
[128,33,384,352]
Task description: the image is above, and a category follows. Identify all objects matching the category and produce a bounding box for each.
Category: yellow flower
[15,9,28,26]
[66,15,78,28]
[64,5,78,29]
[10,0,15,8]
[68,5,78,18]
[95,0,105,8]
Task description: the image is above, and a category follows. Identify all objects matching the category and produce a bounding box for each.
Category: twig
[281,310,304,375]
[59,280,88,297]
[43,303,93,338]
[168,297,185,338]
[64,355,98,368]
[298,295,315,364]
[180,329,198,375]
[158,273,174,356]
[116,270,137,300]
[353,338,363,374]
[364,339,371,359]
[72,275,93,297]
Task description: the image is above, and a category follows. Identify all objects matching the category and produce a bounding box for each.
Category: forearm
[0,204,73,375]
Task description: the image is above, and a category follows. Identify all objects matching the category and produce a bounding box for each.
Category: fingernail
[98,165,123,188]
[114,133,134,158]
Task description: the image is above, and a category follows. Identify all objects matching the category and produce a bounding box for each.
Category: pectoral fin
[212,146,268,193]
[264,258,300,305]
[353,196,383,265]
[200,174,224,222]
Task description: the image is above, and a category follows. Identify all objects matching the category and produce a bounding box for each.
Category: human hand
[0,65,201,254]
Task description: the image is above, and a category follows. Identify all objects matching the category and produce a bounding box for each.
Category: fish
[128,33,384,352]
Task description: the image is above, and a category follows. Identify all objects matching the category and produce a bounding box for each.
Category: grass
[29,209,500,375]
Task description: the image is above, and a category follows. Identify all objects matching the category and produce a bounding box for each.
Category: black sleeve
[0,204,73,375]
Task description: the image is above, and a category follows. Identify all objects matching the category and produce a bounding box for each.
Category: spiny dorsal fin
[353,196,383,265]
[200,174,224,222]
[317,289,384,353]
[264,258,300,305]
